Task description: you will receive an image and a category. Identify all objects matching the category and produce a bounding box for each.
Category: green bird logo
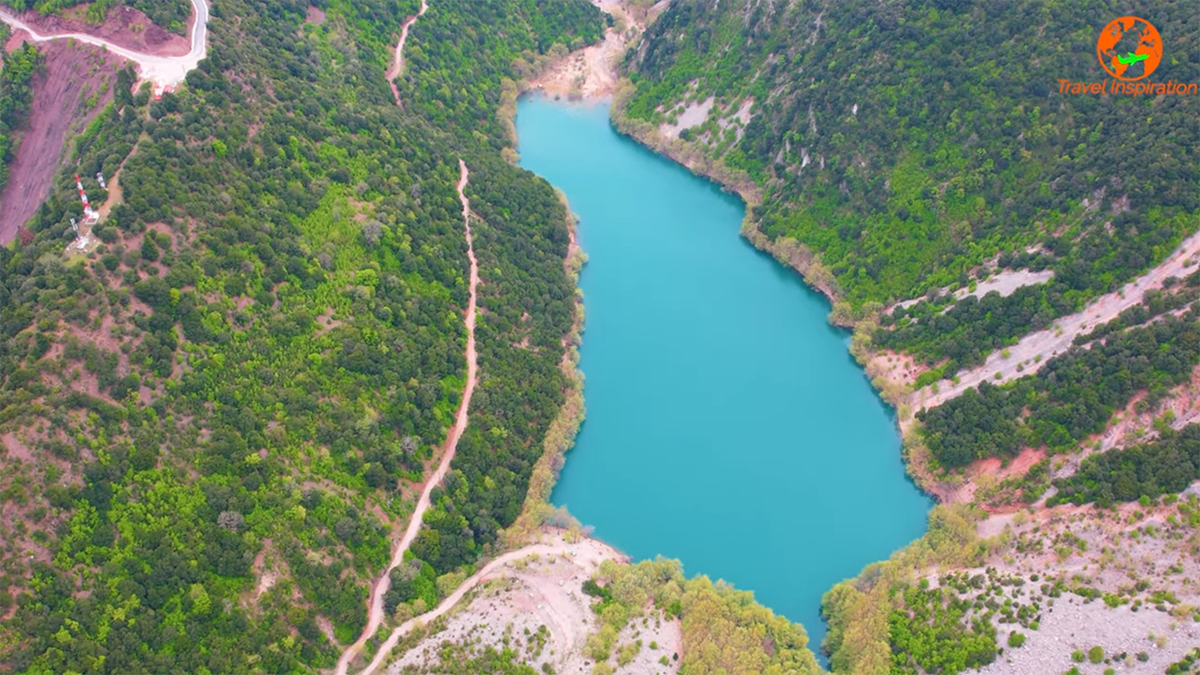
[1117,52,1149,66]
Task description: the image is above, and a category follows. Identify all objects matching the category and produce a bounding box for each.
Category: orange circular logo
[1097,16,1162,81]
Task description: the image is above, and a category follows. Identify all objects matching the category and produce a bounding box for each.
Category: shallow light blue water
[517,97,931,656]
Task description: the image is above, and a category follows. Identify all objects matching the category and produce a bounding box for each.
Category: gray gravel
[976,600,1199,675]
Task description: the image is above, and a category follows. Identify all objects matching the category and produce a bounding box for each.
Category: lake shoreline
[503,2,942,637]
[515,97,931,660]
[512,89,936,516]
[500,184,589,544]
[496,2,936,662]
[600,87,948,501]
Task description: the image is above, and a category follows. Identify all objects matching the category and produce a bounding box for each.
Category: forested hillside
[397,0,606,147]
[622,0,1199,369]
[622,3,1200,671]
[919,288,1200,467]
[0,33,40,190]
[0,0,603,672]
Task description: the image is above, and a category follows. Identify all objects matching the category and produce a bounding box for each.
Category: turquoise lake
[516,97,931,654]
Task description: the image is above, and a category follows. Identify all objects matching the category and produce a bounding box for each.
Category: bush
[140,235,159,261]
[914,367,943,388]
[1088,646,1104,664]
[1007,632,1026,648]
[95,225,119,244]
[1072,650,1084,663]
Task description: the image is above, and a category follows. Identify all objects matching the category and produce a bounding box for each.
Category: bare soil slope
[0,41,119,243]
[5,3,188,55]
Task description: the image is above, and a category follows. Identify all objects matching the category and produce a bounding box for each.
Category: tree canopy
[0,0,604,672]
[623,0,1199,367]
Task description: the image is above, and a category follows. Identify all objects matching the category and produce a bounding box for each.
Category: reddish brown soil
[0,41,119,244]
[305,5,326,25]
[0,431,35,464]
[867,348,929,388]
[975,446,1046,483]
[916,445,1047,508]
[8,3,189,56]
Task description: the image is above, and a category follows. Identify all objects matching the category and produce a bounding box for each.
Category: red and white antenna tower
[75,174,99,225]
[75,174,91,210]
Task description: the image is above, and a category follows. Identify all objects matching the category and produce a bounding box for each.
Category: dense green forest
[877,255,1200,376]
[383,0,604,587]
[396,0,605,147]
[124,0,193,33]
[821,505,983,674]
[887,582,997,675]
[8,0,1197,671]
[622,0,1199,366]
[0,0,603,673]
[1049,424,1200,507]
[918,311,1200,468]
[0,35,41,190]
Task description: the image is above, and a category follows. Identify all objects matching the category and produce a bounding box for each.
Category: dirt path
[334,159,479,675]
[913,227,1200,411]
[360,535,627,675]
[0,0,208,89]
[385,0,428,106]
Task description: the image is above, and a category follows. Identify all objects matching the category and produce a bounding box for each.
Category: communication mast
[74,174,99,226]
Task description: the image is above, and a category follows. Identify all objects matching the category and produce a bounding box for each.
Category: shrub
[140,235,159,261]
[1008,632,1026,648]
[96,225,119,244]
[1088,646,1104,663]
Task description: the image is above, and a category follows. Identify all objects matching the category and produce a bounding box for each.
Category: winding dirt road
[385,0,428,105]
[334,159,479,675]
[0,0,208,89]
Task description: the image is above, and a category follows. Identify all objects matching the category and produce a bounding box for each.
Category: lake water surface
[517,97,931,654]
